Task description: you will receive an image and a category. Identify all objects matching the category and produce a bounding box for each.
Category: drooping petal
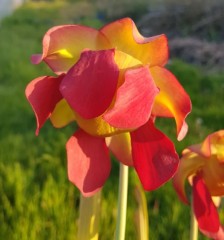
[60,49,119,119]
[151,66,191,141]
[201,226,224,240]
[100,18,168,66]
[105,132,133,166]
[131,120,179,191]
[32,25,111,74]
[103,67,159,129]
[50,99,75,128]
[66,129,111,197]
[193,175,221,236]
[25,75,63,135]
[172,151,205,204]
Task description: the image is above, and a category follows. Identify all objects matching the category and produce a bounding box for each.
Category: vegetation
[0,1,223,239]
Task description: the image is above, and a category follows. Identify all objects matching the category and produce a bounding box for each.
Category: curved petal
[25,75,63,135]
[151,66,192,141]
[103,67,159,129]
[100,18,168,66]
[193,175,220,235]
[189,130,224,160]
[33,25,111,74]
[105,132,133,166]
[173,151,205,204]
[210,130,224,160]
[66,129,111,197]
[50,99,75,128]
[131,120,179,191]
[60,49,119,119]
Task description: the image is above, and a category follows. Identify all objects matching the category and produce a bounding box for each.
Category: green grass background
[0,1,224,239]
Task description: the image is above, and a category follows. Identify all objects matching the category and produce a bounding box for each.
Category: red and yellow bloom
[173,130,224,239]
[26,18,191,196]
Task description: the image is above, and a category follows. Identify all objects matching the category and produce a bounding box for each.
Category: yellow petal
[210,130,224,161]
[100,18,168,66]
[74,111,124,137]
[35,25,111,74]
[50,99,75,128]
[188,130,224,160]
[150,66,191,141]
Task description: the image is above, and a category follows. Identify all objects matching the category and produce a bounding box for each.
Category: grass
[0,1,224,239]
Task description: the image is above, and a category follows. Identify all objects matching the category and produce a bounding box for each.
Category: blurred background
[0,0,223,239]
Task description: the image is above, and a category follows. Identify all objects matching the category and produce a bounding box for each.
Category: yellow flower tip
[74,111,125,137]
[48,48,74,59]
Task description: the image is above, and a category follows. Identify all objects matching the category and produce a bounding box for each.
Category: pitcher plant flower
[173,130,224,239]
[25,18,191,197]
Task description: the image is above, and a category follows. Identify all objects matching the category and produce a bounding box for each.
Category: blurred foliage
[0,0,223,239]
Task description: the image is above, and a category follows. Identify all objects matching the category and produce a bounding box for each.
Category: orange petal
[100,18,168,66]
[189,130,224,160]
[33,25,111,74]
[202,155,224,196]
[50,99,75,128]
[173,151,205,203]
[151,66,192,141]
[105,132,133,166]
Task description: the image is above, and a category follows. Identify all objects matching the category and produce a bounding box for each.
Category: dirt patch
[136,0,224,69]
[169,38,224,69]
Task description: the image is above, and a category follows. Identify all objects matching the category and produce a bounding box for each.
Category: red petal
[131,120,179,190]
[66,129,111,197]
[25,75,63,135]
[103,67,159,129]
[201,226,224,240]
[193,175,220,234]
[60,49,119,119]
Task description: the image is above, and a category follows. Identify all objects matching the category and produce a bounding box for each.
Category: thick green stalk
[77,191,101,240]
[190,197,198,240]
[134,184,149,240]
[115,163,129,240]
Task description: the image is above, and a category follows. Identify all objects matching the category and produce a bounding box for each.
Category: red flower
[173,130,224,239]
[26,18,191,196]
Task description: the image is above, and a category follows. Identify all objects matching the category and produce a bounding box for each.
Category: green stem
[190,197,198,240]
[77,191,101,240]
[115,163,129,240]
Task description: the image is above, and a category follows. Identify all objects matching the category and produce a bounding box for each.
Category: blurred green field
[0,1,224,239]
